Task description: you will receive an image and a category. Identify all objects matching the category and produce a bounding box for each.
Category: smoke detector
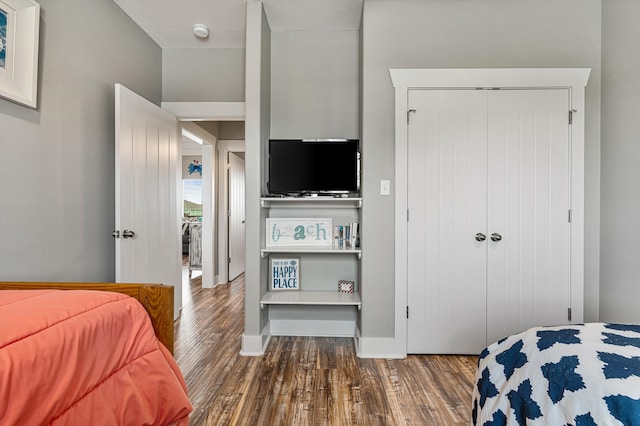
[192,24,209,39]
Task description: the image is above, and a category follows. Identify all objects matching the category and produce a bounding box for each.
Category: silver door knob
[475,233,486,242]
[491,233,502,242]
[122,229,136,239]
[111,230,120,239]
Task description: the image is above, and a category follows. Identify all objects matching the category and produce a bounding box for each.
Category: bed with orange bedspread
[0,289,192,425]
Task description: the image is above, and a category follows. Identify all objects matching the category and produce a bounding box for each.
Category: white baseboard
[240,331,271,356]
[242,324,406,359]
[213,275,228,287]
[269,319,356,337]
[357,336,406,359]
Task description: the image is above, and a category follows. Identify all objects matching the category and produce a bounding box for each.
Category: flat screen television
[267,139,360,195]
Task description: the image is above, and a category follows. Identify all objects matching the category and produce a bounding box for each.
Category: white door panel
[228,152,246,280]
[486,89,571,343]
[407,89,571,354]
[407,90,488,354]
[115,84,181,318]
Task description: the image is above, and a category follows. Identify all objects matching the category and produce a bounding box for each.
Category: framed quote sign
[266,218,332,248]
[270,257,300,291]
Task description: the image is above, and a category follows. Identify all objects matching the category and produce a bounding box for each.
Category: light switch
[380,180,391,196]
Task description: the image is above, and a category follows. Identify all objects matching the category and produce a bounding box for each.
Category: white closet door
[407,90,489,354]
[486,89,571,344]
[228,152,246,280]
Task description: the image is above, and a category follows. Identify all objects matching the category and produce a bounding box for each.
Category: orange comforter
[0,290,192,425]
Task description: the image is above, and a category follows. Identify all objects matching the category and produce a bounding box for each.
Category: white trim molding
[161,102,246,121]
[240,330,271,356]
[390,68,591,357]
[357,337,406,359]
[270,319,356,337]
[389,68,591,90]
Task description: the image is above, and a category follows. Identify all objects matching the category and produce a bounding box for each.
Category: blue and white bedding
[472,323,640,425]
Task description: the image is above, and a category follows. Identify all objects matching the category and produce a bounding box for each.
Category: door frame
[161,102,246,289]
[227,151,246,281]
[387,68,591,358]
[216,140,246,285]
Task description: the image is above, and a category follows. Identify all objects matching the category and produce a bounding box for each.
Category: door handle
[122,229,136,239]
[491,233,502,242]
[475,233,486,242]
[111,230,120,239]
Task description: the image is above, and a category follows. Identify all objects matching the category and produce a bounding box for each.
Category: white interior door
[115,84,182,319]
[407,90,489,354]
[486,89,571,343]
[228,152,245,280]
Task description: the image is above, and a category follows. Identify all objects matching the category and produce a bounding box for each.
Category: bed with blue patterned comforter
[472,323,640,425]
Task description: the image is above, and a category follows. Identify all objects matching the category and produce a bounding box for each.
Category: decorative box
[338,280,354,294]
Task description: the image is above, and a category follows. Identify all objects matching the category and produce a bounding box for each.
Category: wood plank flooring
[174,271,478,425]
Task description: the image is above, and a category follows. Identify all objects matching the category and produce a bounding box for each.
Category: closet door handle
[122,229,136,239]
[475,233,486,242]
[491,233,502,242]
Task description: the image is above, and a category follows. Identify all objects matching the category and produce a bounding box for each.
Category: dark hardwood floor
[174,267,478,425]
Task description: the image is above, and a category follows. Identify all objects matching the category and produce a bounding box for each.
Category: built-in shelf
[260,291,361,310]
[261,246,362,259]
[261,197,362,209]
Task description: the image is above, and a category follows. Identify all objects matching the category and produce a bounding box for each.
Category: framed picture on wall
[0,0,40,108]
[270,257,300,291]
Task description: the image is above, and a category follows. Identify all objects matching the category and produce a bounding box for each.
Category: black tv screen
[268,139,360,195]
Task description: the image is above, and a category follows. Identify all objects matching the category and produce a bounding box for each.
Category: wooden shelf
[261,197,362,208]
[260,291,361,310]
[261,246,361,259]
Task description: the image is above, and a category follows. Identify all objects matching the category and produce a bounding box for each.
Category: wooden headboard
[0,282,174,354]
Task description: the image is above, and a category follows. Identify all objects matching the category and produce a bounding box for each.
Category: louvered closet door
[407,90,489,354]
[486,89,571,344]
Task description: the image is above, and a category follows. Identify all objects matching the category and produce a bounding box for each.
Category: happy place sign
[270,257,300,291]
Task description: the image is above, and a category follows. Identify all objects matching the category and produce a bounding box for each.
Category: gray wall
[244,2,272,341]
[600,0,640,322]
[195,121,220,138]
[219,121,245,140]
[163,48,245,102]
[270,31,360,139]
[258,7,272,337]
[361,0,602,337]
[0,0,161,281]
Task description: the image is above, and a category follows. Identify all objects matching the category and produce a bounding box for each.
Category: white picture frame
[0,0,40,108]
[266,218,332,248]
[270,257,300,291]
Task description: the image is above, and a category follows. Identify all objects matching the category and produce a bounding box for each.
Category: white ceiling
[113,0,363,49]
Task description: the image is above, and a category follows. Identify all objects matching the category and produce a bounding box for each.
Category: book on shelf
[333,222,359,249]
[349,222,358,248]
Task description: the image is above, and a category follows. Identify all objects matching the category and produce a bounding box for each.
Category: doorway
[160,102,246,291]
[179,122,247,288]
[228,151,246,280]
[216,139,246,284]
